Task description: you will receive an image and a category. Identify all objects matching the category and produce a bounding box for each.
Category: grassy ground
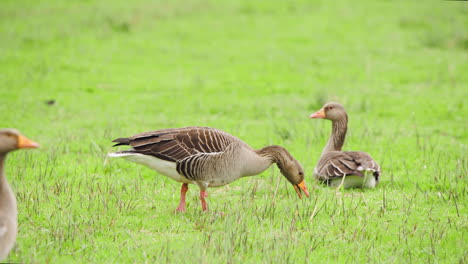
[1,0,467,263]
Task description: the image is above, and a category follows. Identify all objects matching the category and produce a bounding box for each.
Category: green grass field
[1,0,467,263]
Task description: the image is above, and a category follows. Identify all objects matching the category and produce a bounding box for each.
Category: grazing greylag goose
[108,126,309,212]
[0,129,39,261]
[309,103,381,188]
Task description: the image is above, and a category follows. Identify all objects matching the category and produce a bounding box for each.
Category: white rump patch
[362,174,377,188]
[108,152,134,158]
[108,152,190,183]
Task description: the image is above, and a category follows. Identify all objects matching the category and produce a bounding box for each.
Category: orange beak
[17,135,40,149]
[309,108,325,119]
[293,180,310,199]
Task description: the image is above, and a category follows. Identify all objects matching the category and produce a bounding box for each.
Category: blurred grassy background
[0,0,467,263]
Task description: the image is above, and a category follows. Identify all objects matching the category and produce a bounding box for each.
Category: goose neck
[0,153,6,189]
[255,145,292,169]
[321,116,347,156]
[0,153,16,216]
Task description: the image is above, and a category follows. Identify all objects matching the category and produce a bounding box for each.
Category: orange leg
[175,183,189,213]
[200,190,208,211]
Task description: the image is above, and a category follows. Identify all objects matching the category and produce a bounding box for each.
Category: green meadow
[1,0,467,262]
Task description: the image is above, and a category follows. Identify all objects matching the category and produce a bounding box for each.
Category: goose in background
[309,102,381,188]
[0,129,39,261]
[108,126,309,212]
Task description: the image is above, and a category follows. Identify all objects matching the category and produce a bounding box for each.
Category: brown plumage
[112,127,236,162]
[109,126,309,212]
[0,129,39,261]
[310,103,381,188]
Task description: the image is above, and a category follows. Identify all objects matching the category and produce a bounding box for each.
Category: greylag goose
[108,126,309,212]
[309,103,381,188]
[0,129,39,261]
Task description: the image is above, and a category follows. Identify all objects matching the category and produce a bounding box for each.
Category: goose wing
[111,126,239,162]
[314,151,381,181]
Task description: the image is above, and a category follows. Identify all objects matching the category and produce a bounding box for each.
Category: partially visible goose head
[277,157,309,198]
[309,102,347,121]
[257,145,309,198]
[0,129,40,154]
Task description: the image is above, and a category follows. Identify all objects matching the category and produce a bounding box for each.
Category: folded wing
[112,126,239,162]
[315,151,381,181]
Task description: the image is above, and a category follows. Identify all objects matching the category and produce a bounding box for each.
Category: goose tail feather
[112,137,131,147]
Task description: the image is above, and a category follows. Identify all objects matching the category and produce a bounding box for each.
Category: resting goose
[310,103,381,188]
[0,129,39,261]
[108,126,309,212]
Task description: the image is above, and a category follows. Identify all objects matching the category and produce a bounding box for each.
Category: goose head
[309,102,347,121]
[277,157,309,198]
[0,129,40,154]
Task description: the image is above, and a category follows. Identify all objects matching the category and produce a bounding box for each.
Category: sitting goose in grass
[0,129,39,261]
[309,103,381,188]
[108,126,309,212]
